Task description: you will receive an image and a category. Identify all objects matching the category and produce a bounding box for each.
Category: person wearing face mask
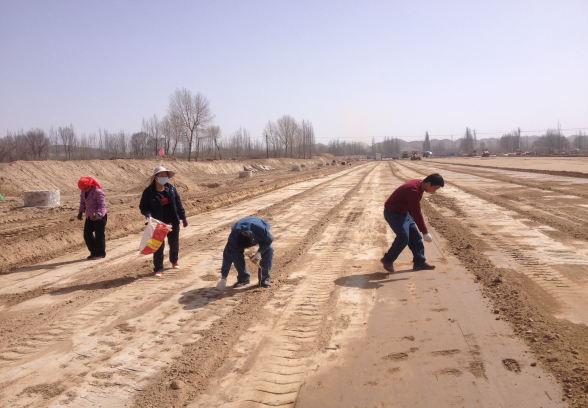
[139,166,188,277]
[77,177,107,260]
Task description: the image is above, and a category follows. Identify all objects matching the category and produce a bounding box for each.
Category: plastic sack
[139,217,173,255]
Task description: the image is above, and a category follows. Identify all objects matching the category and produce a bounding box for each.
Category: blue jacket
[221,216,274,278]
[139,182,186,225]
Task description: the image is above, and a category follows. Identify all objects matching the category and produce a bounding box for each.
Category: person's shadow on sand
[335,270,412,289]
[179,284,261,310]
[9,259,87,274]
[50,272,154,295]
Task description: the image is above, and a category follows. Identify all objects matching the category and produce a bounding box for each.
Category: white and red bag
[139,217,173,255]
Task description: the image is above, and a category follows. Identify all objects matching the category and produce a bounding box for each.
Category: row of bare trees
[0,87,317,162]
[262,115,315,158]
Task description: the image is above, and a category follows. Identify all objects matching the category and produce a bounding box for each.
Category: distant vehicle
[467,148,477,157]
[374,153,382,160]
[446,152,457,156]
[392,156,400,160]
[410,150,422,161]
[482,149,490,157]
[422,151,432,158]
[402,151,409,158]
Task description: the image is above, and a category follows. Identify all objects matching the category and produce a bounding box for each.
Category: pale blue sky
[1,0,587,142]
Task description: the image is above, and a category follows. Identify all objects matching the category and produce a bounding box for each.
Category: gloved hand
[91,213,102,221]
[145,213,152,220]
[216,278,227,290]
[77,212,83,221]
[183,219,188,228]
[250,252,262,264]
[423,233,433,243]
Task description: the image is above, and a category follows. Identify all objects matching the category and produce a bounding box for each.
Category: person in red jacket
[381,173,444,273]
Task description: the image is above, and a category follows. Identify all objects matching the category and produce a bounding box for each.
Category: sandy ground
[1,158,588,407]
[430,156,588,177]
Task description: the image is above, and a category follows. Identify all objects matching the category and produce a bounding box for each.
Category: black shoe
[380,257,395,272]
[233,280,250,288]
[260,279,272,288]
[413,263,436,270]
[86,255,95,260]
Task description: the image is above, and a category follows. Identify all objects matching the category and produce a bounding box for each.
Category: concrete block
[24,190,60,207]
[292,165,301,171]
[239,171,253,178]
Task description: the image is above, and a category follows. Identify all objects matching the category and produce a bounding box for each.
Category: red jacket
[384,179,428,233]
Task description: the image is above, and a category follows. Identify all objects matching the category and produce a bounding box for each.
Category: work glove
[250,252,262,264]
[216,278,227,290]
[182,219,189,228]
[145,213,152,220]
[423,233,433,243]
[77,212,83,221]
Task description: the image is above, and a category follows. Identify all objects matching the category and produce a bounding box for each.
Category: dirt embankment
[0,158,344,273]
[391,162,588,406]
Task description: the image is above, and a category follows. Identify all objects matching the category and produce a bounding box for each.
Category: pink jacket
[79,187,107,219]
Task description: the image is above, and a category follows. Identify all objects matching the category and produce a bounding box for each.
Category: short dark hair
[236,231,254,249]
[423,173,444,187]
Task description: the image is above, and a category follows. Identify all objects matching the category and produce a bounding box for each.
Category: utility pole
[265,132,269,159]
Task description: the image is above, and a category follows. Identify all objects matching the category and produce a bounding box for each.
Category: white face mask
[157,176,169,185]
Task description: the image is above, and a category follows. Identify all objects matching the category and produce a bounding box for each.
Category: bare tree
[300,120,314,158]
[231,128,243,157]
[460,128,475,153]
[0,134,14,162]
[207,125,222,159]
[58,124,77,160]
[25,129,50,160]
[276,115,297,158]
[130,132,149,158]
[142,114,161,155]
[168,88,214,161]
[263,121,280,158]
[423,131,431,152]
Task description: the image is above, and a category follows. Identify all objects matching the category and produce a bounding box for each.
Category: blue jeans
[383,209,426,266]
[232,245,274,282]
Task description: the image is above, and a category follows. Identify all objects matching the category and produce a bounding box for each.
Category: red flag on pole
[158,147,164,156]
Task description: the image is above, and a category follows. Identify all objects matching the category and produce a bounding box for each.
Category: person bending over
[216,216,274,289]
[381,173,444,273]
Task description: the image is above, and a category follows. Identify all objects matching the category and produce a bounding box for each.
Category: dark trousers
[231,245,274,283]
[153,223,180,272]
[383,209,426,266]
[84,214,108,257]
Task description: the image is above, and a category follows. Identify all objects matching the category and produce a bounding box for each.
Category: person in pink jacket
[78,177,107,260]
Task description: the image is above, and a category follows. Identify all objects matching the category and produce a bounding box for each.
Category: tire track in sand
[191,165,385,408]
[0,165,374,408]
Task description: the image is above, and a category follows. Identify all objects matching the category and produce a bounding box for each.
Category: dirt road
[1,160,587,407]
